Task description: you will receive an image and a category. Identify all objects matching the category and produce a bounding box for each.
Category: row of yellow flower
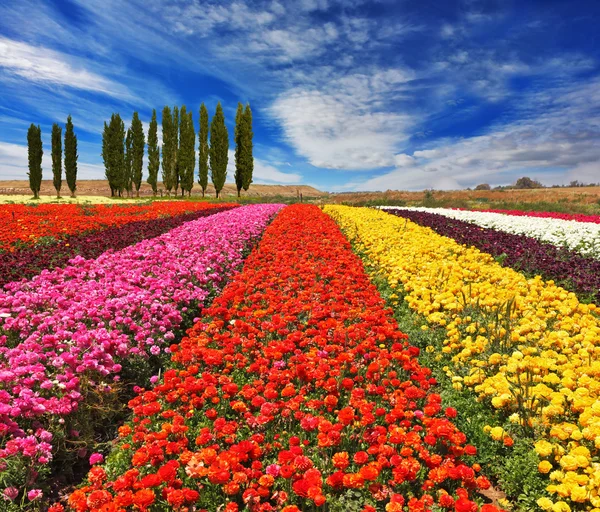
[324,205,600,512]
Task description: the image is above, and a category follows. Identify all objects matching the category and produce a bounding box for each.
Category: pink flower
[27,489,42,501]
[3,487,18,501]
[266,464,281,477]
[89,452,104,465]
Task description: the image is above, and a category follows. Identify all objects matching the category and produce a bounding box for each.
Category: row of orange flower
[0,202,235,250]
[63,204,501,512]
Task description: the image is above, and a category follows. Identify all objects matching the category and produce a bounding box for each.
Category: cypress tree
[147,109,159,195]
[234,103,244,197]
[102,113,125,197]
[125,127,133,197]
[131,112,145,197]
[27,124,43,199]
[242,104,254,192]
[64,115,78,197]
[173,106,180,195]
[51,123,62,198]
[161,106,174,195]
[179,111,195,196]
[198,103,209,197]
[209,102,228,198]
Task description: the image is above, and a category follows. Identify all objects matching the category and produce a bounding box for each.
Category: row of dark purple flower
[383,208,600,304]
[0,206,234,288]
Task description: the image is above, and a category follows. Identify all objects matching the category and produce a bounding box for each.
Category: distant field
[332,186,600,204]
[0,180,327,201]
[331,186,600,214]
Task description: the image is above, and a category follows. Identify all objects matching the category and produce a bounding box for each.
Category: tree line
[102,101,253,198]
[26,116,78,199]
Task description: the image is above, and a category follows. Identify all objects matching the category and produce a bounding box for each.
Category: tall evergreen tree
[64,115,78,197]
[209,102,228,198]
[124,127,133,197]
[102,113,125,197]
[173,106,180,194]
[179,110,195,196]
[130,112,145,197]
[234,103,244,197]
[27,124,43,199]
[198,103,209,197]
[147,109,159,195]
[242,104,254,192]
[51,123,62,198]
[161,106,175,195]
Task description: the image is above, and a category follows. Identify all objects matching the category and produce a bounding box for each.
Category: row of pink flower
[0,205,283,467]
[461,207,600,224]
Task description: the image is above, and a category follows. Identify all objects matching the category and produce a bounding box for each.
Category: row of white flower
[378,206,600,259]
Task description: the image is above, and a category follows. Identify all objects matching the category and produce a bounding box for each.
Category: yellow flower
[559,455,579,471]
[537,497,553,511]
[539,460,553,473]
[570,485,588,503]
[489,426,505,441]
[535,440,555,457]
[551,502,571,512]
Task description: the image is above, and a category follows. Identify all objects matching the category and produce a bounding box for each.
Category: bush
[514,177,543,189]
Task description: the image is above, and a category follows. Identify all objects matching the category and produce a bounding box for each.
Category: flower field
[64,204,498,512]
[0,205,235,287]
[0,204,281,505]
[0,202,233,251]
[380,208,600,304]
[325,205,600,512]
[464,209,600,225]
[3,201,599,512]
[381,207,600,259]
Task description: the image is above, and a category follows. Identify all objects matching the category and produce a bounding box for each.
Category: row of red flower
[64,204,501,512]
[0,202,235,250]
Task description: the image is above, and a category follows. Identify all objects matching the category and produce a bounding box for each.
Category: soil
[0,180,328,199]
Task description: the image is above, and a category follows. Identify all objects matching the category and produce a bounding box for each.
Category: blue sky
[0,0,599,192]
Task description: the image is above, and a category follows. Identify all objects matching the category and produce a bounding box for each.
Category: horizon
[1,0,599,192]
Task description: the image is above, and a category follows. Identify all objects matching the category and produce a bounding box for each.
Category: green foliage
[173,106,180,194]
[51,123,62,198]
[209,102,229,198]
[179,109,195,196]
[27,124,43,199]
[146,109,160,195]
[234,102,244,196]
[124,127,133,196]
[242,104,253,192]
[515,176,543,189]
[234,103,254,196]
[162,106,179,195]
[64,115,78,197]
[102,113,125,197]
[130,112,145,196]
[198,103,209,197]
[161,106,176,195]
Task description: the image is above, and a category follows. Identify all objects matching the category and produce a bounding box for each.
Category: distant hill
[0,180,327,198]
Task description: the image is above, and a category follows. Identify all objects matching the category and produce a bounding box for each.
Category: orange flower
[332,452,350,470]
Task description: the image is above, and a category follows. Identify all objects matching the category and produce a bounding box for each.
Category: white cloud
[0,142,28,179]
[0,37,131,99]
[0,141,105,180]
[270,67,415,170]
[225,150,302,184]
[394,154,416,167]
[354,76,600,191]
